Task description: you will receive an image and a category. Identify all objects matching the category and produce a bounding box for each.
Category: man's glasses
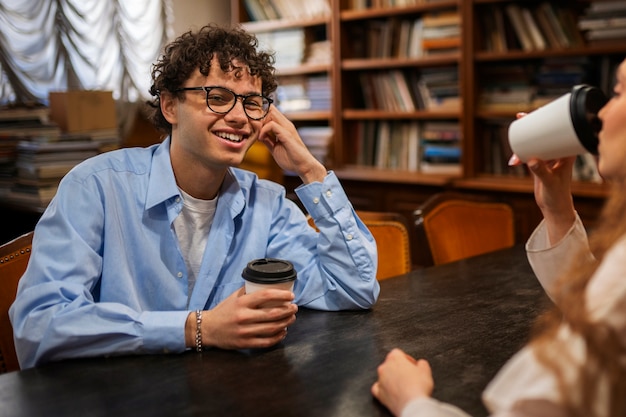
[175,86,273,120]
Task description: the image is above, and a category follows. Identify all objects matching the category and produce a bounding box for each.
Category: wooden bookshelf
[233,0,626,261]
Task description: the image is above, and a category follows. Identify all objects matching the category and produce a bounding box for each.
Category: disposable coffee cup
[242,258,297,294]
[508,84,607,162]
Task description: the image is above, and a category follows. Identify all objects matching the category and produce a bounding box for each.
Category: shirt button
[177,271,183,278]
[175,197,181,203]
[325,190,332,197]
[313,197,320,204]
[346,234,353,240]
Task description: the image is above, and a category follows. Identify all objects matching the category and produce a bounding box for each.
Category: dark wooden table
[0,245,551,417]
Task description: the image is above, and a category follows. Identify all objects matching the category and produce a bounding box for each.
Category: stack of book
[276,74,331,113]
[417,67,460,111]
[297,126,333,165]
[419,121,462,174]
[276,76,310,112]
[0,105,61,202]
[9,139,100,206]
[305,40,332,65]
[578,1,626,44]
[306,75,331,111]
[421,10,461,55]
[478,64,535,112]
[257,29,305,69]
[1,93,120,208]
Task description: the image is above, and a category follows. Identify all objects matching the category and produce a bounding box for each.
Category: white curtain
[0,0,174,105]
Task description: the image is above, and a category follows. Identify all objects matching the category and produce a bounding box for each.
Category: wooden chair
[359,211,412,280]
[307,211,412,280]
[414,192,515,266]
[0,231,33,373]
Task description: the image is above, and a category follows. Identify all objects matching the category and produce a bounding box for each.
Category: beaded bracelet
[195,309,202,352]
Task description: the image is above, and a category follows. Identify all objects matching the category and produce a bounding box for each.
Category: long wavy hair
[145,24,277,135]
[530,180,626,416]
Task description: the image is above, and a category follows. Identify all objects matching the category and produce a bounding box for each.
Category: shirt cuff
[526,213,592,298]
[140,310,190,354]
[526,212,584,252]
[295,171,350,219]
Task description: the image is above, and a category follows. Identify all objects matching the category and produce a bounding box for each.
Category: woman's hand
[371,348,434,416]
[509,113,577,244]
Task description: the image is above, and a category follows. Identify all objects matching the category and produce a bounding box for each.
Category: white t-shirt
[172,188,217,305]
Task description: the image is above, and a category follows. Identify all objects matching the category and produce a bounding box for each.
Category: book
[243,0,269,20]
[533,6,565,48]
[538,3,571,48]
[492,7,509,52]
[587,1,626,14]
[585,26,626,41]
[422,36,461,50]
[375,122,391,169]
[505,4,535,51]
[297,126,332,164]
[422,144,461,163]
[407,19,424,58]
[422,11,460,28]
[16,160,78,180]
[16,140,101,154]
[8,183,58,206]
[555,7,585,47]
[521,7,546,50]
[0,106,50,124]
[419,161,462,175]
[407,122,420,172]
[389,71,416,112]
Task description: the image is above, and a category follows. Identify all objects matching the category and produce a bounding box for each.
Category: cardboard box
[49,90,117,132]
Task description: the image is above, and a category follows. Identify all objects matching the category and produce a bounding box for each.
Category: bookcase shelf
[233,0,625,250]
[340,1,459,20]
[240,16,328,32]
[454,175,611,199]
[283,110,331,121]
[334,166,453,186]
[475,43,626,61]
[342,55,459,70]
[343,109,460,120]
[276,64,330,76]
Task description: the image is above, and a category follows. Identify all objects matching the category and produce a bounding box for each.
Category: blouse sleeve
[525,213,593,301]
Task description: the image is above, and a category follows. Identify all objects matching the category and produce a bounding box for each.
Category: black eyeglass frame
[174,86,273,120]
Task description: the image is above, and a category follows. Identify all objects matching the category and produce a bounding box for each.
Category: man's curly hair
[146,24,277,135]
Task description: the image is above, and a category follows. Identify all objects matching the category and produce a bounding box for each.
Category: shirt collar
[145,136,180,210]
[144,137,246,218]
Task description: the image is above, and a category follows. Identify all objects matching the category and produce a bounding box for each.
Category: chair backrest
[359,211,412,280]
[0,231,33,373]
[307,211,412,280]
[414,192,515,266]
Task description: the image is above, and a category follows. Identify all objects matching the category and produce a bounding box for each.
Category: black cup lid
[242,258,297,284]
[570,84,608,155]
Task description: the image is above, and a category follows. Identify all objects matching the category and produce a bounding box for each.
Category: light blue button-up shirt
[9,137,379,368]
